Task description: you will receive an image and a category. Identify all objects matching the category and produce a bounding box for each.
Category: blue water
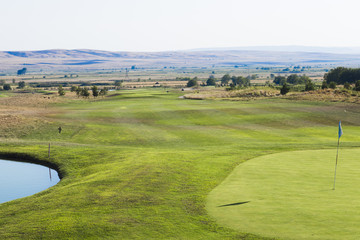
[0,159,60,204]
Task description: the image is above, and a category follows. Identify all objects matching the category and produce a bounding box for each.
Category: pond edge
[0,152,63,179]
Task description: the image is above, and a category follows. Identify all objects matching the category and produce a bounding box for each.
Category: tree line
[0,80,26,91]
[273,74,310,85]
[324,67,360,84]
[186,74,251,88]
[67,85,108,98]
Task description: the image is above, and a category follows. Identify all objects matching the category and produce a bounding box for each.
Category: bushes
[206,75,216,86]
[3,84,11,91]
[58,85,65,96]
[321,80,328,89]
[273,74,309,85]
[186,78,198,87]
[280,83,290,95]
[355,80,360,91]
[329,82,337,89]
[305,80,315,91]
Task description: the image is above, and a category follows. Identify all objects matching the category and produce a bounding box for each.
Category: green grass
[0,88,359,239]
[207,149,360,240]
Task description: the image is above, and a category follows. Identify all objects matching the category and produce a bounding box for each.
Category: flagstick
[332,137,340,190]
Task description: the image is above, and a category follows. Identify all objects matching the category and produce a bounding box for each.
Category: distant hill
[1,48,360,73]
[191,46,360,54]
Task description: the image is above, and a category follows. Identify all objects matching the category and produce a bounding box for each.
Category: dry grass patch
[184,88,360,103]
[0,93,67,137]
[184,88,280,100]
[286,89,360,103]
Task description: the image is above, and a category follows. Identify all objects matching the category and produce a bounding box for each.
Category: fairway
[207,148,360,240]
[0,89,359,239]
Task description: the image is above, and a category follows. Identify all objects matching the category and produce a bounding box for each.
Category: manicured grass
[207,149,360,240]
[0,88,359,239]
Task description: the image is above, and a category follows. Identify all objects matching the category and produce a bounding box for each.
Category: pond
[0,159,60,204]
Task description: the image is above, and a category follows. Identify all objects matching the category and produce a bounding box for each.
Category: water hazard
[0,159,60,204]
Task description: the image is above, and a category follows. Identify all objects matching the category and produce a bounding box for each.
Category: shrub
[91,86,99,98]
[305,80,315,91]
[186,78,198,87]
[355,80,360,91]
[58,85,65,96]
[344,82,351,90]
[280,83,290,95]
[273,76,286,85]
[81,87,90,98]
[221,74,231,85]
[18,81,25,89]
[321,80,328,89]
[70,86,77,92]
[207,75,216,86]
[3,84,11,91]
[329,81,337,89]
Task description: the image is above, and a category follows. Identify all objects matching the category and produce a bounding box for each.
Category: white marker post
[48,143,52,181]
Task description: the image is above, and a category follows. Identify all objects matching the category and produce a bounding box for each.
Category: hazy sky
[1,0,360,51]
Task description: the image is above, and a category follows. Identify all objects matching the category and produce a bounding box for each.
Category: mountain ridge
[1,48,360,72]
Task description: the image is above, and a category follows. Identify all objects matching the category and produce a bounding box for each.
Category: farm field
[0,88,359,239]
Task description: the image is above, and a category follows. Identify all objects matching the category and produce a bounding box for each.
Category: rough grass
[184,88,360,103]
[0,88,359,239]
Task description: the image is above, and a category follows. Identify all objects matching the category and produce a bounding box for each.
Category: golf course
[0,88,359,239]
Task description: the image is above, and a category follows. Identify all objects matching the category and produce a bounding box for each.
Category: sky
[1,0,360,52]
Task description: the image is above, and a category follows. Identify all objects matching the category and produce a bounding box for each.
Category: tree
[305,80,315,91]
[70,85,77,92]
[299,75,311,83]
[321,80,328,89]
[247,74,258,80]
[0,80,5,86]
[75,86,82,97]
[273,76,286,85]
[242,77,250,87]
[186,77,198,87]
[344,82,351,90]
[58,85,65,96]
[287,74,299,84]
[81,87,90,98]
[329,81,337,89]
[91,86,99,98]
[355,80,360,91]
[324,67,360,84]
[3,84,11,91]
[231,76,250,87]
[17,68,27,75]
[18,81,25,89]
[114,80,123,89]
[206,75,216,86]
[280,83,290,95]
[221,74,231,85]
[99,88,108,97]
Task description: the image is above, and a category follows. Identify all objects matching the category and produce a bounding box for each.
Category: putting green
[207,148,360,240]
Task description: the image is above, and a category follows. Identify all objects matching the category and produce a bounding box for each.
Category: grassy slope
[0,89,359,239]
